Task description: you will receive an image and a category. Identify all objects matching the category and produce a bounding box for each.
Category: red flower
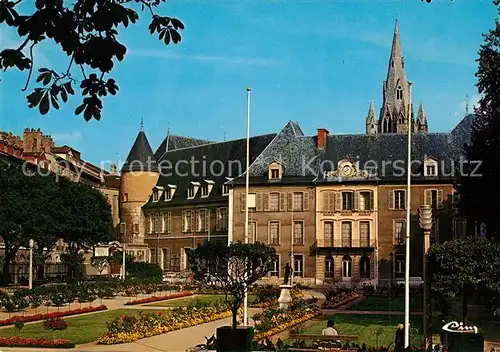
[124,291,192,306]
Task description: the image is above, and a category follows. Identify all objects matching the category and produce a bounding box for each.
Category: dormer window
[152,190,160,202]
[201,184,209,197]
[165,184,176,201]
[188,182,200,199]
[423,157,438,177]
[268,161,283,181]
[222,184,230,196]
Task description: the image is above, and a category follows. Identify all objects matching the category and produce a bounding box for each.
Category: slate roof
[154,134,213,161]
[121,131,158,173]
[143,133,276,208]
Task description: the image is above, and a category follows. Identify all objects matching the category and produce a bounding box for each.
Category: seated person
[321,319,339,336]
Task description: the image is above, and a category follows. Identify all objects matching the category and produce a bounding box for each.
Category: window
[325,256,334,278]
[360,256,370,279]
[324,221,334,247]
[148,215,153,234]
[201,184,209,197]
[359,191,373,211]
[396,86,403,100]
[165,188,172,201]
[269,255,280,276]
[342,255,352,279]
[187,187,195,199]
[293,221,304,245]
[133,223,139,234]
[119,222,126,234]
[425,189,443,209]
[395,256,404,276]
[269,221,280,245]
[222,184,230,195]
[359,221,370,247]
[182,210,193,232]
[163,212,171,233]
[154,213,161,234]
[216,207,228,231]
[293,192,303,211]
[270,168,280,179]
[293,254,303,277]
[453,218,467,238]
[162,248,171,271]
[426,165,437,176]
[196,209,209,232]
[394,220,406,245]
[269,193,279,211]
[247,193,256,210]
[152,190,160,202]
[394,190,406,210]
[122,193,128,202]
[342,192,354,211]
[341,221,352,247]
[248,221,257,243]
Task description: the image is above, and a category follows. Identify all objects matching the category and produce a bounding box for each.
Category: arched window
[396,86,403,100]
[360,256,370,279]
[163,248,171,271]
[325,256,334,278]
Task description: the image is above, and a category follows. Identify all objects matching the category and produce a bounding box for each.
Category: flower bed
[0,336,75,348]
[249,287,303,308]
[0,305,107,326]
[321,289,360,309]
[253,298,321,341]
[124,291,192,305]
[98,305,237,344]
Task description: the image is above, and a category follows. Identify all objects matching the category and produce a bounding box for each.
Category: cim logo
[442,321,479,334]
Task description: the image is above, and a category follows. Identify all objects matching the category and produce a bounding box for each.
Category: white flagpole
[243,86,251,326]
[404,81,413,347]
[290,196,294,286]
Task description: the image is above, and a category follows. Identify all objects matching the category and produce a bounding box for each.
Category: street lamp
[28,239,34,290]
[121,243,126,281]
[419,204,433,348]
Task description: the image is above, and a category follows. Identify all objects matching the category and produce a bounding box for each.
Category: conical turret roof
[121,130,158,173]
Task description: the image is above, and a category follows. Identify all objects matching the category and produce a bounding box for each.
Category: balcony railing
[316,239,374,248]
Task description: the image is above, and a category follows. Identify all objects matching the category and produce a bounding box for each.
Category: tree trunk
[36,264,44,280]
[231,303,239,330]
[1,248,15,285]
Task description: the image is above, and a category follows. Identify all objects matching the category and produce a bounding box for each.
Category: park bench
[287,334,359,351]
[396,277,423,286]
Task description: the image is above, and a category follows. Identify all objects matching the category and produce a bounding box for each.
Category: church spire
[366,101,378,134]
[416,101,428,133]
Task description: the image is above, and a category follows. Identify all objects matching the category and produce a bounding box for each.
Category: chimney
[110,164,117,175]
[317,128,329,149]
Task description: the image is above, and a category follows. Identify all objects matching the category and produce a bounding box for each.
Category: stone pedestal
[278,284,292,310]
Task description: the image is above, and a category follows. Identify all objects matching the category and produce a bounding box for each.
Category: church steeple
[366,101,378,134]
[416,101,428,133]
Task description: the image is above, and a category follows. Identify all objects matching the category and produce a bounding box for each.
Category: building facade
[119,20,472,285]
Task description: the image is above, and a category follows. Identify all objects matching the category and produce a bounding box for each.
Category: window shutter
[328,192,335,211]
[280,193,286,211]
[205,209,209,232]
[195,210,201,231]
[263,193,270,211]
[370,191,374,210]
[181,211,185,232]
[322,192,329,211]
[388,191,394,210]
[354,191,359,211]
[240,193,246,212]
[155,213,161,233]
[167,213,172,233]
[256,193,263,211]
[437,190,444,208]
[216,208,221,230]
[303,191,309,211]
[424,190,431,206]
[392,221,396,244]
[288,192,293,210]
[334,192,342,211]
[161,213,165,232]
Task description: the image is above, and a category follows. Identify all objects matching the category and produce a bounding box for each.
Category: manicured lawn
[349,295,423,312]
[146,294,257,307]
[0,309,145,345]
[294,314,423,348]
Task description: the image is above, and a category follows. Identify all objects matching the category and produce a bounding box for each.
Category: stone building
[118,20,473,285]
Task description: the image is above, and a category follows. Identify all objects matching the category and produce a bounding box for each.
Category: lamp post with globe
[419,204,433,348]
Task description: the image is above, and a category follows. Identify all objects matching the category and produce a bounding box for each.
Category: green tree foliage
[187,240,276,329]
[127,261,162,282]
[427,237,500,322]
[0,0,184,120]
[457,1,500,238]
[0,160,115,284]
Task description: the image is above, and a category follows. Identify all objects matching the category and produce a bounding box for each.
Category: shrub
[127,262,162,282]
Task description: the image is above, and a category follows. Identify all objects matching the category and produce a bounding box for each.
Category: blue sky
[0,0,497,168]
